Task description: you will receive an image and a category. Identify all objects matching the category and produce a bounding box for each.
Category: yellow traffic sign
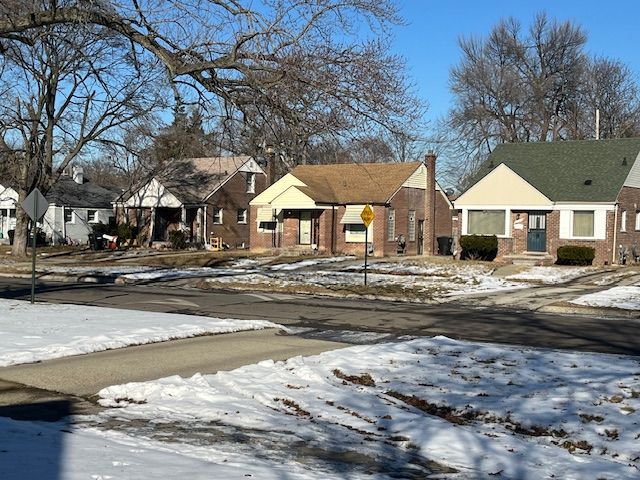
[360,204,374,228]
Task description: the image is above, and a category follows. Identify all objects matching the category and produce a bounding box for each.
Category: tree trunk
[11,196,29,257]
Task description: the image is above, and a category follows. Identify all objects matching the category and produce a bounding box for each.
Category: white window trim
[212,207,223,225]
[246,173,256,194]
[559,207,608,240]
[237,209,247,224]
[87,209,99,223]
[620,210,627,232]
[345,223,373,243]
[462,208,510,238]
[635,211,640,231]
[64,209,75,224]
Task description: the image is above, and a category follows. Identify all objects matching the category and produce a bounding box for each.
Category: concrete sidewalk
[0,329,345,421]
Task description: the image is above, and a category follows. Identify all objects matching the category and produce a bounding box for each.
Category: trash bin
[88,233,104,250]
[8,229,15,245]
[437,236,453,255]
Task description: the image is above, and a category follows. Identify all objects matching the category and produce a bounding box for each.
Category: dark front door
[527,213,547,252]
[417,220,424,255]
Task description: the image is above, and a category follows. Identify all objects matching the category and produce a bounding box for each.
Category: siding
[623,152,640,188]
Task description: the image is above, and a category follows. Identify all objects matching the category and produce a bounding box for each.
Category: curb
[539,303,640,320]
[0,272,117,284]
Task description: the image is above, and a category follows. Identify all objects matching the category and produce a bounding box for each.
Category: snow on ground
[268,255,356,271]
[42,265,157,276]
[1,301,639,478]
[205,260,526,298]
[0,299,280,367]
[119,266,259,281]
[505,266,596,284]
[87,336,640,479]
[571,286,640,310]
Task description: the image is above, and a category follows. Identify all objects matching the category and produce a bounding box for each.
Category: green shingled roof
[471,138,640,202]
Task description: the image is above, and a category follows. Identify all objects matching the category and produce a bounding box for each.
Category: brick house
[116,156,267,248]
[453,138,640,265]
[249,154,453,256]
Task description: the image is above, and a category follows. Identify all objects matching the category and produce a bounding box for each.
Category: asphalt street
[1,277,639,356]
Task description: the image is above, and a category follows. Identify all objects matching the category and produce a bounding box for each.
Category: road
[1,277,639,356]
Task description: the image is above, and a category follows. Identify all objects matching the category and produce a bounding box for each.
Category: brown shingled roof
[290,162,423,204]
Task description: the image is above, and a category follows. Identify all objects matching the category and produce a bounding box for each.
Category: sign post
[360,204,375,286]
[21,188,49,304]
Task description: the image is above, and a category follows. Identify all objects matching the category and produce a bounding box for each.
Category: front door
[527,213,547,252]
[417,220,424,255]
[299,211,312,245]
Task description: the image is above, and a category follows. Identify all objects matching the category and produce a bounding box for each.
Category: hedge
[556,246,595,266]
[459,235,498,261]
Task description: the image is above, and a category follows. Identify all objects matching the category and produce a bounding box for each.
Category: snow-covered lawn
[89,337,640,479]
[571,286,640,310]
[0,301,639,478]
[204,260,526,299]
[0,299,279,367]
[505,266,596,284]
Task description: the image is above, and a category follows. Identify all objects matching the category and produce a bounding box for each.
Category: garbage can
[437,236,453,255]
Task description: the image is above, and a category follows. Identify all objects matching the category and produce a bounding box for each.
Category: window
[467,210,505,235]
[9,208,16,218]
[408,210,416,241]
[620,210,627,232]
[64,208,74,223]
[572,211,594,237]
[259,221,276,232]
[246,173,255,193]
[387,209,395,241]
[237,208,247,224]
[212,207,223,224]
[87,209,98,223]
[345,223,371,243]
[636,211,640,231]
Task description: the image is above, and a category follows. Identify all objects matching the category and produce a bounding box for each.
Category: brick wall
[614,186,640,261]
[207,172,267,248]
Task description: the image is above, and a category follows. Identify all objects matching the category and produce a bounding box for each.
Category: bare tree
[0,19,163,255]
[0,1,425,172]
[445,12,640,188]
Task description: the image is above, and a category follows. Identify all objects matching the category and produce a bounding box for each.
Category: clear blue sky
[393,0,640,127]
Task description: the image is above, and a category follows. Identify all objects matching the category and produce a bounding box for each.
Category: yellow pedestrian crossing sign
[360,204,374,228]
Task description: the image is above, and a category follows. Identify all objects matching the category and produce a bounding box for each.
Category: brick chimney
[266,145,277,185]
[424,151,437,255]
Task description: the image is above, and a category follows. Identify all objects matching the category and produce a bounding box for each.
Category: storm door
[299,211,312,245]
[527,212,547,252]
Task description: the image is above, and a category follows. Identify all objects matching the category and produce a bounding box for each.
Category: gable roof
[47,176,120,208]
[468,138,640,203]
[121,156,260,205]
[288,162,423,204]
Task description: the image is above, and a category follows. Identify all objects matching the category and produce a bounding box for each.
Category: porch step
[503,252,554,266]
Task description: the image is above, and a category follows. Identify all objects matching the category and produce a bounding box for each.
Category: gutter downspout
[331,206,336,254]
[203,205,208,247]
[612,203,619,265]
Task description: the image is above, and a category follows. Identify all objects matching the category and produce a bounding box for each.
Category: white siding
[559,210,571,239]
[401,164,426,189]
[124,178,182,208]
[270,186,317,209]
[558,207,608,240]
[623,152,640,188]
[250,173,306,205]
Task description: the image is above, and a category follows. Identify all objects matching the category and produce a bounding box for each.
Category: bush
[168,230,188,250]
[116,223,132,244]
[556,246,595,265]
[460,235,498,261]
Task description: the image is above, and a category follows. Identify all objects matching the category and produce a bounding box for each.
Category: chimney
[72,166,84,184]
[266,145,277,185]
[424,151,437,256]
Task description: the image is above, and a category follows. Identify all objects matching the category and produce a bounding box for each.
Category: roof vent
[622,157,628,166]
[584,179,592,185]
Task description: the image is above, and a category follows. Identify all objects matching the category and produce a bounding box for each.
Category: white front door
[299,211,312,245]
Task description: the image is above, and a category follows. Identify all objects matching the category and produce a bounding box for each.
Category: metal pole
[30,195,37,304]
[364,227,368,286]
